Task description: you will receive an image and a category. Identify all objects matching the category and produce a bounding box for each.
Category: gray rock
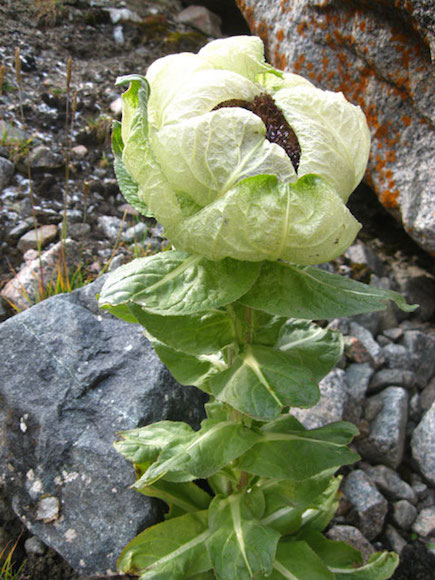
[326,525,374,562]
[345,242,385,277]
[412,401,435,486]
[402,329,435,384]
[368,368,417,393]
[391,263,435,322]
[412,507,435,538]
[0,278,206,576]
[381,343,410,370]
[384,525,407,555]
[123,221,148,244]
[342,470,388,540]
[382,328,403,342]
[236,0,435,255]
[344,363,374,423]
[0,156,14,190]
[98,215,126,242]
[364,464,417,504]
[358,387,408,469]
[420,377,435,412]
[176,5,222,37]
[24,535,47,556]
[7,221,32,241]
[1,239,81,312]
[291,368,348,429]
[17,224,58,253]
[64,222,91,239]
[393,500,418,530]
[27,144,64,171]
[349,322,384,368]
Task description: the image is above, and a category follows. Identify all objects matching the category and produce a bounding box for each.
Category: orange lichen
[401,115,412,127]
[277,29,285,42]
[297,22,307,36]
[380,189,400,209]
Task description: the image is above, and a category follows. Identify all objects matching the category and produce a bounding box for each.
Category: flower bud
[114,36,370,264]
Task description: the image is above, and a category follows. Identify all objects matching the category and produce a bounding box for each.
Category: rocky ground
[0,0,434,578]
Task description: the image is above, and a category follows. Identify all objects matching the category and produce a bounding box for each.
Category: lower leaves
[99,250,408,580]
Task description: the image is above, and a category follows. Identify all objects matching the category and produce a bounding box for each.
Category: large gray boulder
[0,278,206,576]
[236,0,435,256]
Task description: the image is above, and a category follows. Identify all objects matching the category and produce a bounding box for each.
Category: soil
[0,1,434,578]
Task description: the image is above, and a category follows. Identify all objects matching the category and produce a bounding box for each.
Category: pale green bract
[115,35,370,264]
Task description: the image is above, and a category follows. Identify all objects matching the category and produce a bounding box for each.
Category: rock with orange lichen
[236,0,435,256]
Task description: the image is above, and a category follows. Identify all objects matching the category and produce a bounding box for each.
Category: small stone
[342,470,388,540]
[0,156,14,189]
[17,224,58,253]
[349,321,384,368]
[36,496,60,523]
[411,401,435,486]
[107,254,124,272]
[24,535,47,556]
[1,239,81,312]
[393,500,417,530]
[8,221,32,240]
[110,97,123,117]
[384,525,407,555]
[382,343,409,369]
[71,145,88,158]
[27,145,64,170]
[368,368,417,393]
[291,368,348,429]
[376,335,391,347]
[403,329,435,384]
[176,5,222,37]
[326,525,374,562]
[364,464,417,504]
[345,241,385,277]
[64,222,91,239]
[118,203,139,216]
[383,328,403,341]
[344,363,374,423]
[123,222,148,244]
[344,336,372,364]
[328,318,350,335]
[107,7,142,24]
[97,215,126,242]
[358,387,408,469]
[420,377,435,412]
[412,507,435,537]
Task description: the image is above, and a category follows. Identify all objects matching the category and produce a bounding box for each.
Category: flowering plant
[100,36,414,579]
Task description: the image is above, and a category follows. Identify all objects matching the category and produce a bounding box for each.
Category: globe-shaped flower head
[114,36,370,264]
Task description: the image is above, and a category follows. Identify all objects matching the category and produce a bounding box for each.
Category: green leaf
[99,250,261,316]
[206,493,280,580]
[134,419,260,487]
[209,344,320,421]
[331,552,399,579]
[299,531,399,579]
[115,421,194,466]
[258,472,336,535]
[118,511,212,579]
[112,120,152,217]
[240,261,418,319]
[266,540,335,580]
[297,531,362,568]
[276,319,343,381]
[128,305,235,356]
[298,476,342,533]
[238,415,359,480]
[150,338,221,391]
[136,480,211,519]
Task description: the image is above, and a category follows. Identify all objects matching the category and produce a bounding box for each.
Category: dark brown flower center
[213,93,301,172]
